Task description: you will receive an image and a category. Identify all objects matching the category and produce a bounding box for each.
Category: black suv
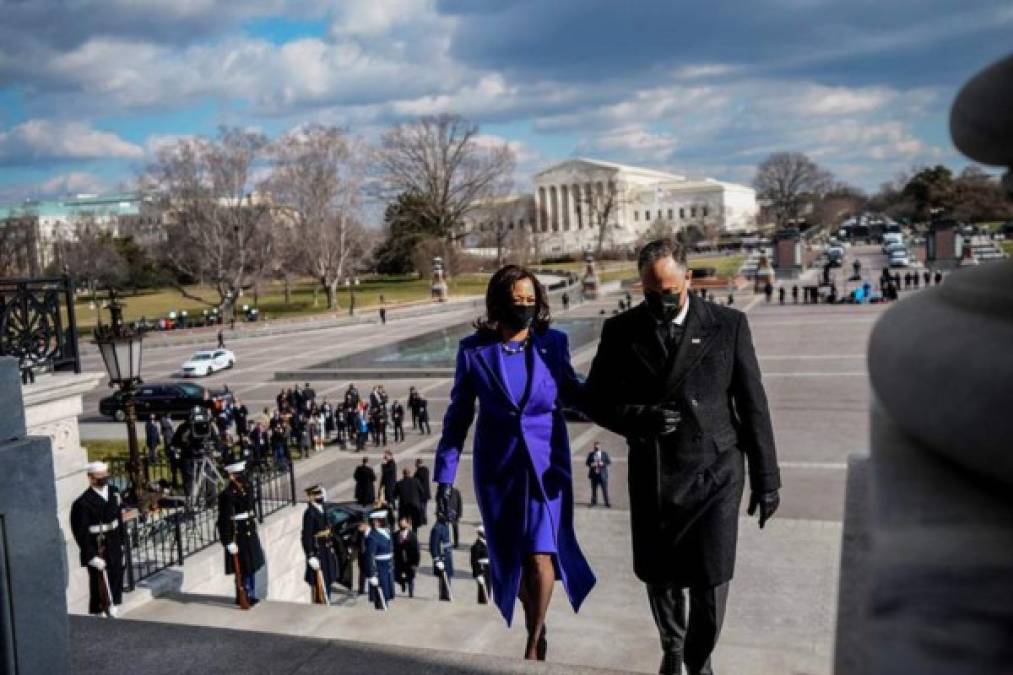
[99,382,234,421]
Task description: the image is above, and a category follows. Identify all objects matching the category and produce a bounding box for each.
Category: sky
[0,0,1010,215]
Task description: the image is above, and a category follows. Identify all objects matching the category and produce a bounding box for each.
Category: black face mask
[501,304,537,331]
[313,497,325,505]
[645,290,683,322]
[93,477,108,488]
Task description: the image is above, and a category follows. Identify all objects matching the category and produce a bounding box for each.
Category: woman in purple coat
[435,265,595,660]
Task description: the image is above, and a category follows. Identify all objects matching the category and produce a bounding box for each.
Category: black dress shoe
[659,651,682,675]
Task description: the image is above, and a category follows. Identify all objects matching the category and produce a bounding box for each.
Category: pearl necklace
[500,338,529,355]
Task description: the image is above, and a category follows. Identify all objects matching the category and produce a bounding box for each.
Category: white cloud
[38,171,110,196]
[0,120,143,164]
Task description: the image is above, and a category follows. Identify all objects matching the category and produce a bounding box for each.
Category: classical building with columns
[466,158,758,256]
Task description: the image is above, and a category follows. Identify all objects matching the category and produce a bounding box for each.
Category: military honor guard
[302,484,338,605]
[470,525,492,605]
[362,510,395,610]
[70,461,125,617]
[217,460,266,609]
[393,516,420,598]
[429,510,454,602]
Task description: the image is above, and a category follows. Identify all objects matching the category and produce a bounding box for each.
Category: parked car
[99,382,234,422]
[181,349,235,377]
[888,250,911,267]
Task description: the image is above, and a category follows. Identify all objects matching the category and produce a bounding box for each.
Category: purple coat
[435,327,596,625]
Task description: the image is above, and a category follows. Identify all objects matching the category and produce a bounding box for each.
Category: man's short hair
[637,238,688,276]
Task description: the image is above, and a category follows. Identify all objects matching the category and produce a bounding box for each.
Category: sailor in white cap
[217,460,265,608]
[470,524,492,604]
[302,484,338,604]
[363,509,395,610]
[70,461,125,617]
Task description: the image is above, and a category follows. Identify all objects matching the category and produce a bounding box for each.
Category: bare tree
[574,181,622,255]
[0,216,41,276]
[753,152,833,228]
[374,113,515,275]
[265,125,369,309]
[142,127,272,315]
[51,214,127,297]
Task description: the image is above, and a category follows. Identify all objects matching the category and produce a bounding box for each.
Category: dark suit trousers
[647,581,729,675]
[590,476,610,506]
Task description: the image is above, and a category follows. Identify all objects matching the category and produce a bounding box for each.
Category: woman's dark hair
[474,264,552,334]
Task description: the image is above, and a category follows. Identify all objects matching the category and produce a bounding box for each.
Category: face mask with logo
[502,304,537,331]
[314,497,325,505]
[645,290,683,322]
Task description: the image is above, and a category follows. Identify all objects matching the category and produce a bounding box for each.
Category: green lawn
[72,274,491,332]
[1001,241,1013,256]
[83,439,130,462]
[688,253,745,278]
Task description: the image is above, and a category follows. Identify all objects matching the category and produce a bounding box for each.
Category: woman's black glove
[747,490,780,528]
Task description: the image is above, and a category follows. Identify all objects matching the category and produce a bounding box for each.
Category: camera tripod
[187,454,223,512]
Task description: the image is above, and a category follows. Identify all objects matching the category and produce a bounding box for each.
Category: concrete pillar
[550,185,559,232]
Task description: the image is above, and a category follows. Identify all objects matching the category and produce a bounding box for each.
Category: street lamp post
[93,291,145,501]
[346,277,360,316]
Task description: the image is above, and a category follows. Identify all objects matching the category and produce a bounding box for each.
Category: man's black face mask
[645,290,683,322]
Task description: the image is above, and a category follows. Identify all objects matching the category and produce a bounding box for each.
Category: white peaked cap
[369,509,388,520]
[476,525,485,536]
[85,461,109,475]
[224,460,246,473]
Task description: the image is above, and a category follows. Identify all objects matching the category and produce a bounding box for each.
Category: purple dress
[502,341,558,555]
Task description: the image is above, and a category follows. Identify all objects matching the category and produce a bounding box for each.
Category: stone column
[22,370,105,613]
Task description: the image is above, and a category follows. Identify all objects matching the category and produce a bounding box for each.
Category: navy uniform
[429,514,454,601]
[217,461,266,607]
[363,511,395,610]
[302,485,338,604]
[470,526,492,605]
[69,461,125,617]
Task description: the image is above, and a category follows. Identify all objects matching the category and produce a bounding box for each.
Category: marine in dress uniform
[302,485,338,604]
[470,525,493,605]
[69,461,125,617]
[429,511,454,601]
[362,511,395,610]
[393,517,421,597]
[217,461,266,608]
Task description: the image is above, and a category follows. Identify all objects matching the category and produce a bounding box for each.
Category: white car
[181,349,235,377]
[888,250,910,268]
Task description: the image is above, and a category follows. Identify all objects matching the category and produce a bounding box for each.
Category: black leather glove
[747,490,780,528]
[627,405,681,436]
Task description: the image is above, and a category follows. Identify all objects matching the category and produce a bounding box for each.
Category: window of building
[691,206,697,218]
[658,209,662,219]
[634,211,639,222]
[645,210,651,221]
[668,209,673,220]
[679,208,685,219]
[702,206,709,217]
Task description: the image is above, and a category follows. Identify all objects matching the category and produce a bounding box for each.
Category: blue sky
[0,0,1009,213]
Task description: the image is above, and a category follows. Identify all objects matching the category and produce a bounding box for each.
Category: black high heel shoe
[536,625,547,661]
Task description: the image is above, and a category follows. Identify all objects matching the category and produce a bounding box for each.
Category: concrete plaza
[80,246,907,673]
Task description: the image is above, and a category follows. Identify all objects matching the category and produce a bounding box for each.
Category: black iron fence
[113,459,296,591]
[0,275,80,382]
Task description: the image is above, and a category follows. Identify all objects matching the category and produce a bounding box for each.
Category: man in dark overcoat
[585,239,781,675]
[393,468,423,531]
[393,516,420,597]
[414,458,431,525]
[353,457,376,506]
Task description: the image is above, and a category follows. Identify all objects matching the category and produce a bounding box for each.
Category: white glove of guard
[308,556,320,570]
[435,560,445,571]
[226,543,239,555]
[368,576,379,587]
[89,556,106,570]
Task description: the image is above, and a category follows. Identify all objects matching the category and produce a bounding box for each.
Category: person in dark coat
[302,485,338,604]
[417,396,432,434]
[393,516,421,597]
[447,485,463,548]
[379,450,397,506]
[233,399,249,437]
[393,468,423,531]
[70,461,125,617]
[471,525,493,605]
[429,510,454,602]
[407,386,421,429]
[248,421,270,471]
[585,440,612,508]
[390,400,405,442]
[217,460,266,607]
[144,414,161,464]
[585,239,781,675]
[362,511,395,610]
[414,458,431,526]
[353,457,376,506]
[160,415,180,488]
